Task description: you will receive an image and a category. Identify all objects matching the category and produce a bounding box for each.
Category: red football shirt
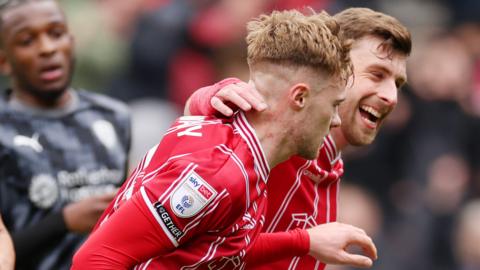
[187,79,344,269]
[253,134,343,270]
[72,113,270,269]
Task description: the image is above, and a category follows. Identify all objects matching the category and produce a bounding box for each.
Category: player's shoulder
[158,114,253,189]
[76,89,130,117]
[165,115,235,143]
[173,144,243,177]
[168,144,249,191]
[171,115,233,129]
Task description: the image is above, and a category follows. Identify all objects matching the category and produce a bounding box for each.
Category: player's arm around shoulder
[185,78,267,117]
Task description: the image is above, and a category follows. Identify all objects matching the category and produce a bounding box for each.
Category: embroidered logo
[29,174,59,209]
[181,195,194,208]
[286,213,317,230]
[14,133,43,153]
[170,171,217,218]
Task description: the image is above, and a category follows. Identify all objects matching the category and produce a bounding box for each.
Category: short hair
[0,0,58,47]
[334,7,412,57]
[246,9,353,84]
[0,0,54,29]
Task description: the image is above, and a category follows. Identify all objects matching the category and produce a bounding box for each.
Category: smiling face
[335,36,407,146]
[0,0,74,104]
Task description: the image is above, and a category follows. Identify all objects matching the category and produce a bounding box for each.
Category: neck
[11,87,72,109]
[245,110,296,169]
[330,127,349,151]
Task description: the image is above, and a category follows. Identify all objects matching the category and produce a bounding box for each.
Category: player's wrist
[189,78,242,116]
[189,86,217,116]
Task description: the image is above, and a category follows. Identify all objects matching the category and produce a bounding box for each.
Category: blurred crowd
[2,0,479,269]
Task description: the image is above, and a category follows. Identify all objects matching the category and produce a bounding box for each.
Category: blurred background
[2,0,479,269]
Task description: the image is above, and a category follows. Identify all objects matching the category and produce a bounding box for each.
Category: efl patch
[170,170,217,218]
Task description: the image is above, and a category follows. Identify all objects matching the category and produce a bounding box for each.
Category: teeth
[360,105,381,118]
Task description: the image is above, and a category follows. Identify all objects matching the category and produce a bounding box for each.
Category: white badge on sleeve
[171,170,217,218]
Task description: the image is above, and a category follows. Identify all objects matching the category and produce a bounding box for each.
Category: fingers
[349,230,377,261]
[218,90,252,111]
[361,236,378,261]
[211,96,234,116]
[339,251,373,268]
[233,84,267,111]
[307,222,378,268]
[245,83,266,106]
[213,83,267,115]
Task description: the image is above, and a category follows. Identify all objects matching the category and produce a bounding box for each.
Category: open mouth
[359,105,381,127]
[39,65,63,82]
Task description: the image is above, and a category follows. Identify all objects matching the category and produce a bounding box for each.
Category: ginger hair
[246,9,353,84]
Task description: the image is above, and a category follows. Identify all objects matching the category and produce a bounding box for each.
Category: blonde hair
[246,9,353,83]
[334,7,411,57]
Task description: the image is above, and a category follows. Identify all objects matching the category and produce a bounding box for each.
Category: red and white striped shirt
[252,134,343,270]
[72,112,270,270]
[186,78,345,269]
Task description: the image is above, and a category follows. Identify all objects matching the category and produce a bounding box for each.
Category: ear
[0,49,12,76]
[288,83,310,110]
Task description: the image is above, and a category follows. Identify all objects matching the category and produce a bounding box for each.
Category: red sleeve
[71,192,174,270]
[245,228,310,266]
[188,77,242,116]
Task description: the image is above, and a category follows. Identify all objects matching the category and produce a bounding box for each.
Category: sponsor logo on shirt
[154,202,184,240]
[170,171,217,218]
[198,184,213,199]
[28,168,122,208]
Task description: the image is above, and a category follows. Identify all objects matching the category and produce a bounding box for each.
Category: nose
[330,108,341,128]
[378,82,398,107]
[38,34,56,56]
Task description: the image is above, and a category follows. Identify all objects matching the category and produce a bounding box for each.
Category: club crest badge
[171,171,217,218]
[29,174,59,209]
